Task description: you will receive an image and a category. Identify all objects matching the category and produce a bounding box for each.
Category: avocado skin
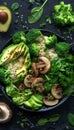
[0,6,12,32]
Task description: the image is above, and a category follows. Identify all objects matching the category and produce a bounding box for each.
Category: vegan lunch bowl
[0,29,74,112]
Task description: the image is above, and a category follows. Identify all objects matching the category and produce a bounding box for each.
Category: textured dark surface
[0,0,74,130]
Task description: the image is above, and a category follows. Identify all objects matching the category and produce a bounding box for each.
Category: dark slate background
[0,0,74,130]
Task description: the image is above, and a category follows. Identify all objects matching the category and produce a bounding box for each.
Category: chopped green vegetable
[12,31,26,44]
[6,84,33,105]
[45,16,51,24]
[28,0,48,23]
[67,113,74,126]
[0,67,10,85]
[24,94,43,110]
[55,42,70,56]
[11,2,20,11]
[40,22,46,28]
[28,43,40,57]
[44,35,57,48]
[26,29,42,43]
[53,1,74,26]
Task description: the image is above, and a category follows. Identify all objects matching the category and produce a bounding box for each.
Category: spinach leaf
[37,118,49,126]
[28,0,35,4]
[37,114,60,126]
[28,0,48,23]
[48,114,60,123]
[11,2,20,11]
[67,113,74,126]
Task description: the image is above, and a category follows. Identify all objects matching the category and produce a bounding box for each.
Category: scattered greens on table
[0,29,74,110]
[11,2,20,11]
[67,113,74,126]
[37,114,60,126]
[28,0,48,23]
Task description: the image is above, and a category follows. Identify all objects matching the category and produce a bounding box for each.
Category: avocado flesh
[0,42,31,83]
[0,6,12,32]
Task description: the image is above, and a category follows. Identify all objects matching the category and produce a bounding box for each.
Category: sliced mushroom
[0,102,12,124]
[32,62,39,76]
[32,77,44,93]
[24,74,35,87]
[18,83,26,91]
[51,84,63,99]
[43,96,59,106]
[38,56,51,74]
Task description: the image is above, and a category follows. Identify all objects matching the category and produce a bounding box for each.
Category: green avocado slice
[0,6,12,32]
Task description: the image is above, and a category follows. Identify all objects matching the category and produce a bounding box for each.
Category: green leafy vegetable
[0,67,10,85]
[28,0,35,4]
[55,42,70,56]
[28,43,40,57]
[12,31,26,44]
[48,114,60,123]
[44,35,57,48]
[67,113,74,126]
[53,1,74,26]
[6,84,33,105]
[37,118,49,126]
[11,2,20,11]
[37,114,60,126]
[26,29,42,43]
[28,0,48,23]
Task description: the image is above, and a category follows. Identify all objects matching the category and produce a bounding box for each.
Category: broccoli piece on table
[0,67,10,85]
[55,42,70,56]
[12,31,26,44]
[53,1,74,26]
[26,29,42,43]
[44,35,57,48]
[28,43,39,57]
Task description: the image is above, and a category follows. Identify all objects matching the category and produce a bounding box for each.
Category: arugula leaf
[28,0,48,23]
[67,113,74,126]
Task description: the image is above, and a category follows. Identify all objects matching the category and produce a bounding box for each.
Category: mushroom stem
[0,108,3,114]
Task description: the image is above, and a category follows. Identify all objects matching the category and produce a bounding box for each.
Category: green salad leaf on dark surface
[0,29,74,110]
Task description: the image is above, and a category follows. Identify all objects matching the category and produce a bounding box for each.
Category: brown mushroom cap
[38,56,51,74]
[24,74,34,87]
[18,83,26,91]
[51,84,63,99]
[32,77,44,93]
[0,10,8,24]
[32,62,39,76]
[43,96,59,106]
[0,102,12,124]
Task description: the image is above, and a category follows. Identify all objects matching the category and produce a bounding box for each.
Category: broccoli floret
[26,29,42,43]
[12,31,26,44]
[28,43,39,57]
[44,35,57,48]
[0,67,10,85]
[53,1,74,26]
[55,42,70,56]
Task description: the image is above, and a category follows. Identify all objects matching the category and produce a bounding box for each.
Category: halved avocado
[0,6,12,32]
